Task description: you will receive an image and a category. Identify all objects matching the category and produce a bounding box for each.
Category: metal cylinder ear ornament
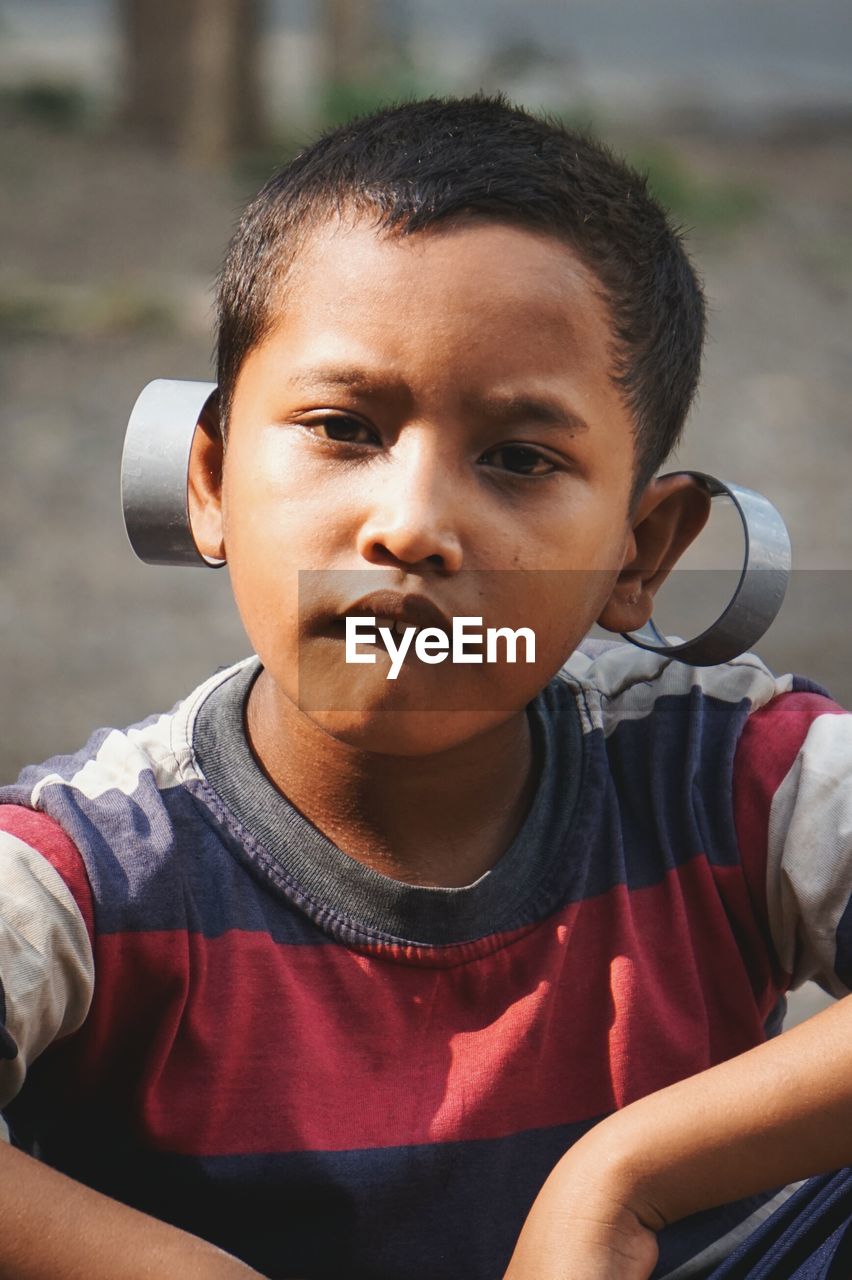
[620,471,792,666]
[121,379,224,568]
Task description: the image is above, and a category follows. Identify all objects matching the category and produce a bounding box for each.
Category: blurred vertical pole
[118,0,264,164]
[319,0,382,87]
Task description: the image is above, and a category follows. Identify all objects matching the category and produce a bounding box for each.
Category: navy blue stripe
[705,1168,852,1279]
[0,978,17,1060]
[14,1116,785,1280]
[75,779,330,943]
[24,1119,590,1277]
[553,690,751,914]
[604,689,749,874]
[790,674,836,700]
[832,895,852,988]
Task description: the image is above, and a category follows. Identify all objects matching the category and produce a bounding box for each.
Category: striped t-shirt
[0,642,850,1279]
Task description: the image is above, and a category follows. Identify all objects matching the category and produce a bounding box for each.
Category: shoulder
[0,805,96,1103]
[0,658,257,919]
[559,637,798,736]
[2,657,255,811]
[1,657,256,814]
[559,637,847,812]
[559,641,852,998]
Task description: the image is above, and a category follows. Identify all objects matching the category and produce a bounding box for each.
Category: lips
[329,590,453,636]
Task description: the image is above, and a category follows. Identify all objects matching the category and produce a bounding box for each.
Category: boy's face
[200,216,695,755]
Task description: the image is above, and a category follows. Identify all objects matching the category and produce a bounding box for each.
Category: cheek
[534,497,631,575]
[513,565,622,661]
[223,457,348,572]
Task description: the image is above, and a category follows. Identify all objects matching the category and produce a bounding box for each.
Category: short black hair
[216,92,706,509]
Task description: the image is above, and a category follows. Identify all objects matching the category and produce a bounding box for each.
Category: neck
[245,670,539,888]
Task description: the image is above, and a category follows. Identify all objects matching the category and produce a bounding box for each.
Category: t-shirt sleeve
[0,805,95,1137]
[733,687,852,997]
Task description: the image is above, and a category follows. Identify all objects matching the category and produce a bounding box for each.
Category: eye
[481,444,559,477]
[302,414,378,444]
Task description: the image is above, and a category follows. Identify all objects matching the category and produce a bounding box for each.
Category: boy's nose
[355,442,464,573]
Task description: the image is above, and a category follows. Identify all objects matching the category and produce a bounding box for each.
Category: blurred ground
[1,110,850,1027]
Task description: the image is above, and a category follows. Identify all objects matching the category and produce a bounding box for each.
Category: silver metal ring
[121,379,222,568]
[620,470,791,666]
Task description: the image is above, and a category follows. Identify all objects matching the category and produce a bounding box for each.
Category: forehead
[264,215,618,381]
[284,214,601,301]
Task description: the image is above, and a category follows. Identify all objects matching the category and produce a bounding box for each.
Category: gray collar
[193,657,586,947]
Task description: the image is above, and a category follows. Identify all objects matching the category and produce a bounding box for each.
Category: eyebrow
[469,392,590,435]
[289,366,383,393]
[288,366,591,435]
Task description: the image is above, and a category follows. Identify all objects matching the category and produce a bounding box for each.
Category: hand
[506,994,852,1277]
[503,1148,660,1280]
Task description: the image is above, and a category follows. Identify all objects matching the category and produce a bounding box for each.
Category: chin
[294,653,544,754]
[304,705,512,757]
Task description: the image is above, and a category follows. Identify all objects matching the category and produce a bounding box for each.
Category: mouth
[321,590,454,638]
[325,617,427,641]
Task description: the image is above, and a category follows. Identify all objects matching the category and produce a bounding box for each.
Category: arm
[0,813,261,1278]
[505,687,852,1277]
[504,992,852,1280]
[0,1141,263,1279]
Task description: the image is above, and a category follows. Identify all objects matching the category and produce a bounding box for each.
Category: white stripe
[31,716,181,806]
[0,831,94,1107]
[30,657,258,806]
[766,710,852,991]
[560,643,785,737]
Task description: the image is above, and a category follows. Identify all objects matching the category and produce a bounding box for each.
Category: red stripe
[732,691,849,987]
[0,804,94,943]
[49,857,781,1157]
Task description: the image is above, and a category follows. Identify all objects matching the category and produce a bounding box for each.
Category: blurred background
[1,1,851,1021]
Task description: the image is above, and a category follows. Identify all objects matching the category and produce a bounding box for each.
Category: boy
[2,93,852,1279]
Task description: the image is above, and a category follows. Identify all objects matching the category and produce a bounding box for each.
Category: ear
[597,472,712,634]
[187,391,226,562]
